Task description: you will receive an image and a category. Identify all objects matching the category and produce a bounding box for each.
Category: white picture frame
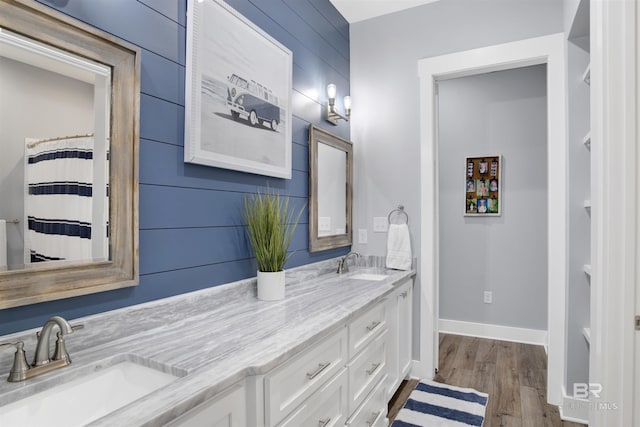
[185,0,292,179]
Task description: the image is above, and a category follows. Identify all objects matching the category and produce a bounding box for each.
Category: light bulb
[343,95,351,111]
[327,84,337,100]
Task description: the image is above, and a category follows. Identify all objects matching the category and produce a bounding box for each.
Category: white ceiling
[329,0,440,23]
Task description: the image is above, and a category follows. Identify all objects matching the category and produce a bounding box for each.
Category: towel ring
[388,205,409,225]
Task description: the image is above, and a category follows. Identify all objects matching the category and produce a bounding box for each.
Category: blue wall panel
[139,185,308,229]
[36,0,186,64]
[139,140,310,196]
[0,0,350,335]
[139,0,188,26]
[140,96,184,144]
[140,50,185,105]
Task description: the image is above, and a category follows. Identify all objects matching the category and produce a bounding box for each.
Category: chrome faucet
[0,316,83,382]
[337,251,360,274]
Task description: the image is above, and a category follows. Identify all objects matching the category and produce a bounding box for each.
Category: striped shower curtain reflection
[24,135,94,263]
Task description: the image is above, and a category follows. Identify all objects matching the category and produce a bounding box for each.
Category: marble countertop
[0,257,415,426]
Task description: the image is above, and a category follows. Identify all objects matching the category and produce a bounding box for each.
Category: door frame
[415,33,567,405]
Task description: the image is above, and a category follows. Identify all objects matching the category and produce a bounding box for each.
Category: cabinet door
[385,279,413,398]
[167,383,246,427]
[385,294,400,397]
[397,282,413,378]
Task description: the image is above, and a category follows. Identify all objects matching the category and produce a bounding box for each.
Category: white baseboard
[438,319,548,346]
[558,386,589,424]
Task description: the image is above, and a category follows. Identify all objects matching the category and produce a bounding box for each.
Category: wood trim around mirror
[308,125,353,252]
[0,0,140,309]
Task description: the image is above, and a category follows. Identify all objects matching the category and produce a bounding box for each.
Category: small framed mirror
[308,125,353,252]
[0,0,140,308]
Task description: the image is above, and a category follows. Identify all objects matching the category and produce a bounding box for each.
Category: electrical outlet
[483,291,493,304]
[373,217,388,233]
[318,217,331,232]
[358,229,368,244]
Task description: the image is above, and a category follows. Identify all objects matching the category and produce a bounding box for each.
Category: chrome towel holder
[387,205,409,225]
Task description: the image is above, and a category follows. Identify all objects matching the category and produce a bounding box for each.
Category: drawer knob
[365,362,381,376]
[318,417,331,427]
[366,411,381,426]
[366,320,381,332]
[306,362,331,380]
[401,291,408,298]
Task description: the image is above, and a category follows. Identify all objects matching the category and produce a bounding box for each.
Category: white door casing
[589,0,638,426]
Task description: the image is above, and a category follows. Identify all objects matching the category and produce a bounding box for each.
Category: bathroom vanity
[0,258,414,426]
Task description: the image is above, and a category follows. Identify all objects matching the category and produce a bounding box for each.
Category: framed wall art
[465,155,502,216]
[185,0,293,178]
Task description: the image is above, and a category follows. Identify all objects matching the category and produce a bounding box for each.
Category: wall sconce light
[326,83,351,125]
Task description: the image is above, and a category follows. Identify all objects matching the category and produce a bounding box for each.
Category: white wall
[437,65,547,330]
[0,57,94,267]
[350,0,563,356]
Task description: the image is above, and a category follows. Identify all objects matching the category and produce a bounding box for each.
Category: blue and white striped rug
[391,380,488,427]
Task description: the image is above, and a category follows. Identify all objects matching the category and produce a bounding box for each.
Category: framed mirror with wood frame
[308,125,353,252]
[0,0,140,309]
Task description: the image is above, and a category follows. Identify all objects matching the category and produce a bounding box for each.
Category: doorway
[437,65,548,341]
[415,33,567,405]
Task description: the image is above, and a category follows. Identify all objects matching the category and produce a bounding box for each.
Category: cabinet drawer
[265,328,347,427]
[348,302,386,358]
[346,375,388,427]
[278,368,347,427]
[348,329,387,414]
[167,383,246,427]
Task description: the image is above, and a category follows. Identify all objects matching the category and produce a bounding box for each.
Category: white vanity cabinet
[167,382,246,427]
[166,276,414,427]
[385,278,414,398]
[260,300,391,427]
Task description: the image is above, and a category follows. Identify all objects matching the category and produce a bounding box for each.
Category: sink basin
[0,360,179,427]
[350,273,388,281]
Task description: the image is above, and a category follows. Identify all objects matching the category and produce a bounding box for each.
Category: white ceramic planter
[257,270,285,301]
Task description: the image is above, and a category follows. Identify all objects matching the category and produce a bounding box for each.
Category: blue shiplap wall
[0,0,350,335]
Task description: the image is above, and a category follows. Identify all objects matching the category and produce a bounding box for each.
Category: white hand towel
[386,223,412,270]
[0,220,6,270]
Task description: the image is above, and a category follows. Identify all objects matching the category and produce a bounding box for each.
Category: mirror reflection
[308,125,353,252]
[0,28,111,271]
[317,143,347,236]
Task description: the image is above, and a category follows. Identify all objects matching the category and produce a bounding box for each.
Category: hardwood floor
[387,334,586,427]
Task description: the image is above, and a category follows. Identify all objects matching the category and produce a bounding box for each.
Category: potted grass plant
[244,187,304,300]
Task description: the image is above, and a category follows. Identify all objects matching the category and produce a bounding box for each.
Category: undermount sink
[0,359,180,427]
[350,273,388,281]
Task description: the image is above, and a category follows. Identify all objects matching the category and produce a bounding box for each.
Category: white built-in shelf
[583,132,591,150]
[582,327,591,345]
[583,264,592,276]
[582,64,591,85]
